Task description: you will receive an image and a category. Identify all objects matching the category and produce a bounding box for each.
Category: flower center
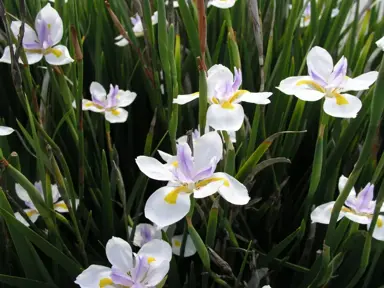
[99,278,114,287]
[212,89,248,110]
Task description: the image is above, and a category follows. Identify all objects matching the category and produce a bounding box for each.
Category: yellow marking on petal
[47,24,51,29]
[221,101,234,109]
[46,48,63,58]
[26,210,38,217]
[25,48,43,54]
[164,186,189,204]
[85,102,94,107]
[111,109,120,116]
[332,91,349,105]
[341,206,351,213]
[99,278,113,287]
[174,240,181,247]
[147,257,156,263]
[172,161,178,167]
[196,177,230,189]
[54,202,68,211]
[228,89,248,103]
[377,218,383,228]
[212,97,220,104]
[296,79,325,93]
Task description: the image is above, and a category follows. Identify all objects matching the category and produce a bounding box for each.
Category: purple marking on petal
[132,255,150,283]
[355,183,375,214]
[107,84,119,108]
[34,182,45,199]
[308,66,327,87]
[36,19,52,49]
[192,129,200,140]
[131,14,141,26]
[192,157,217,182]
[304,3,311,17]
[24,201,36,209]
[140,225,153,245]
[176,143,194,183]
[111,266,135,286]
[327,56,348,89]
[23,42,42,50]
[232,67,242,92]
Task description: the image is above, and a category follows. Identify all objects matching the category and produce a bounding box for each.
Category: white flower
[136,131,250,227]
[296,2,339,28]
[128,223,162,247]
[115,12,158,47]
[278,46,378,118]
[376,36,384,51]
[73,81,137,123]
[311,175,384,241]
[165,1,179,7]
[173,65,272,131]
[171,234,196,257]
[0,4,74,65]
[14,181,79,227]
[207,0,237,9]
[75,237,172,288]
[0,126,14,136]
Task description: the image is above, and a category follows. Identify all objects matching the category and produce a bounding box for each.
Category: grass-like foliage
[1,0,384,287]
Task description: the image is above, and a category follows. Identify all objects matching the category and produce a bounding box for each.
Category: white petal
[14,209,39,227]
[116,90,137,107]
[44,45,74,65]
[158,150,174,163]
[207,103,244,131]
[74,265,112,288]
[0,45,12,64]
[115,37,129,47]
[0,126,14,136]
[212,172,250,205]
[0,45,43,65]
[341,71,379,92]
[81,99,105,112]
[138,239,172,263]
[238,92,272,105]
[104,108,128,123]
[207,65,234,100]
[151,11,159,25]
[90,81,107,102]
[135,156,175,181]
[15,183,31,202]
[307,46,333,81]
[370,216,384,241]
[311,202,344,224]
[277,76,324,101]
[144,186,191,228]
[173,92,199,105]
[193,131,223,173]
[145,260,170,286]
[193,180,223,198]
[376,36,384,50]
[10,21,39,46]
[129,223,162,247]
[106,237,133,272]
[172,234,196,257]
[331,8,340,18]
[338,175,356,197]
[53,200,70,213]
[207,0,236,8]
[344,211,371,225]
[51,184,60,203]
[35,3,63,46]
[323,94,362,118]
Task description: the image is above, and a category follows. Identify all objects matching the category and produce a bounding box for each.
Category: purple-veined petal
[327,56,348,88]
[355,183,375,214]
[35,4,63,47]
[111,266,135,286]
[193,131,223,173]
[176,143,194,183]
[10,21,40,49]
[307,46,334,82]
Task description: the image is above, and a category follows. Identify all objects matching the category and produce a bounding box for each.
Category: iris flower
[311,175,384,241]
[0,126,14,136]
[115,12,158,47]
[278,46,378,118]
[136,131,250,227]
[173,65,272,131]
[171,234,196,257]
[75,237,172,288]
[0,4,74,65]
[128,223,162,248]
[14,181,79,227]
[74,82,137,123]
[295,2,339,28]
[207,0,237,9]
